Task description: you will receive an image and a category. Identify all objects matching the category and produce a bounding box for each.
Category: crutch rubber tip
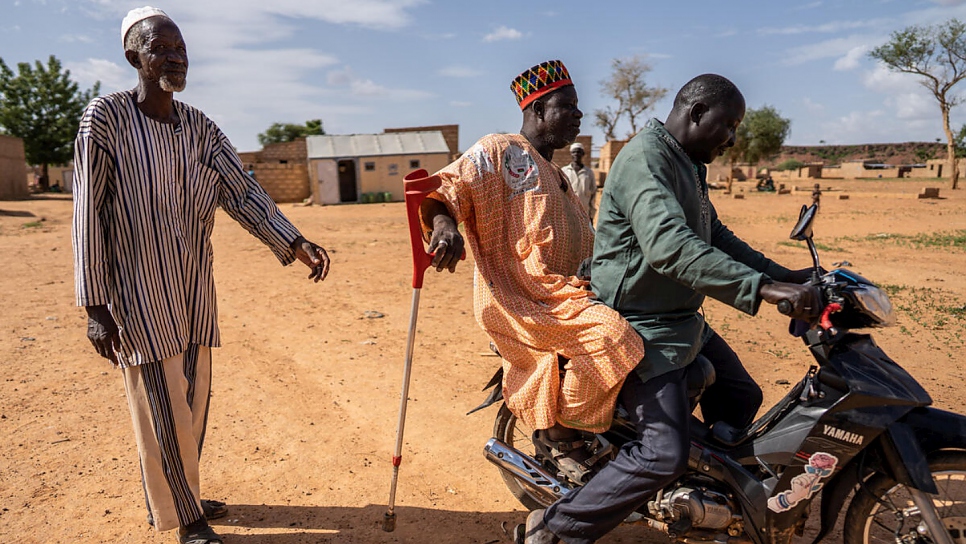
[382,511,396,532]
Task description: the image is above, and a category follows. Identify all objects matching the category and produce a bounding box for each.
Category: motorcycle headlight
[849,285,897,327]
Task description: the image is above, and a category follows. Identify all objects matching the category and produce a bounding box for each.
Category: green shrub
[776,159,805,171]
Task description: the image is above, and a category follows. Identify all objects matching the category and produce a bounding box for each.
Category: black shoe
[178,518,223,544]
[514,509,560,544]
[147,499,228,527]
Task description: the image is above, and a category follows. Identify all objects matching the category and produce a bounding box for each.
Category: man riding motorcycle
[520,74,821,544]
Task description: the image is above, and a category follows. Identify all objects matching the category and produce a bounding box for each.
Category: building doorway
[338,160,358,202]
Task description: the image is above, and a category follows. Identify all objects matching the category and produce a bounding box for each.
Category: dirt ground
[2,178,965,544]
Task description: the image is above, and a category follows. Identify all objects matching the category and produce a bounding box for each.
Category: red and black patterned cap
[510,60,573,110]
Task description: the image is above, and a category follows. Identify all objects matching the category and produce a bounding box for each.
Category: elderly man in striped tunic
[71,7,330,544]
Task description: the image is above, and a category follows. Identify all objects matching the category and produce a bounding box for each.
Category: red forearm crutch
[383,169,463,531]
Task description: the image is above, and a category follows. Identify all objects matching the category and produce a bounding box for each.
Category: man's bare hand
[291,236,331,282]
[86,305,120,364]
[428,214,464,273]
[760,281,822,320]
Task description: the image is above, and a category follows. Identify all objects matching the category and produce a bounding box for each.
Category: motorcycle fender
[902,406,966,454]
[810,411,957,544]
[880,421,938,494]
[810,457,863,544]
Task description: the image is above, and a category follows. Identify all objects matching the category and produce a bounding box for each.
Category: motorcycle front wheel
[492,404,558,511]
[843,451,966,543]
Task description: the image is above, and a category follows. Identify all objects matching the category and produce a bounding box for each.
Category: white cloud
[326,65,433,101]
[437,66,480,78]
[760,19,886,36]
[803,97,825,113]
[819,110,885,143]
[60,34,94,43]
[834,44,871,71]
[65,58,133,91]
[862,63,923,93]
[450,101,472,107]
[784,34,877,65]
[888,92,935,120]
[483,26,523,43]
[71,1,428,149]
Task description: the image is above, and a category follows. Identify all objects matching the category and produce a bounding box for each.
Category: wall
[925,158,966,178]
[384,125,460,159]
[597,139,627,175]
[237,139,310,203]
[358,153,450,201]
[310,152,450,204]
[551,135,593,169]
[255,162,310,203]
[0,135,29,199]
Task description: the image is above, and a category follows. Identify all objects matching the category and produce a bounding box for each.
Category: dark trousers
[699,329,763,429]
[543,329,761,544]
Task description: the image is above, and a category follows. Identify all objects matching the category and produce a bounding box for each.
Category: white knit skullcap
[121,6,170,47]
[570,142,584,152]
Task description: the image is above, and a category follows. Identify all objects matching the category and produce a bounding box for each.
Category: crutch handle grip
[404,169,465,288]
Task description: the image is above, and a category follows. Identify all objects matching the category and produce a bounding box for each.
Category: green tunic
[591,118,791,384]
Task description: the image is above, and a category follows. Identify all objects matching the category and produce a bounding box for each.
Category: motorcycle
[476,203,966,544]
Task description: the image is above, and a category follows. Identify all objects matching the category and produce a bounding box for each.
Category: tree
[721,105,791,192]
[257,119,324,146]
[870,19,966,189]
[0,55,100,191]
[593,55,667,140]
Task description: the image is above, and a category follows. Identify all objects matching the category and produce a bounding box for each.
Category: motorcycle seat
[711,421,745,447]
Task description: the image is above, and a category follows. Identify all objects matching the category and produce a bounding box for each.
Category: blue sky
[3,0,966,153]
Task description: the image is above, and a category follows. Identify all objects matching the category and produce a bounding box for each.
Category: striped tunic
[72,91,302,368]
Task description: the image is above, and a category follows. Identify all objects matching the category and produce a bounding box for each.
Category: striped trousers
[122,344,211,532]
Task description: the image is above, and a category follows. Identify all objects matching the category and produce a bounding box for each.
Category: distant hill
[767,142,946,167]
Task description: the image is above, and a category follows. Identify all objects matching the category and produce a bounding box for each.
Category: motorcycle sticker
[767,452,839,513]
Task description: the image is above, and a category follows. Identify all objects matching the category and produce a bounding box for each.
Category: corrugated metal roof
[306,131,449,159]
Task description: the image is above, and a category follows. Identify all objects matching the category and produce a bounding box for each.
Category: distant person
[756,175,775,192]
[561,142,597,221]
[72,7,331,544]
[421,60,644,483]
[247,164,256,179]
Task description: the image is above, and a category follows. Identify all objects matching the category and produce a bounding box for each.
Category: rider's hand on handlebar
[760,281,822,320]
[428,214,465,273]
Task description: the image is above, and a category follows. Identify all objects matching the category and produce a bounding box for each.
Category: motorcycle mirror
[789,204,817,241]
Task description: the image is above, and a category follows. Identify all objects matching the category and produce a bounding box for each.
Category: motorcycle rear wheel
[843,451,966,544]
[492,403,558,511]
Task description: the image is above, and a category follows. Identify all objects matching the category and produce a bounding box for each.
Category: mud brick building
[237,140,310,203]
[0,135,29,199]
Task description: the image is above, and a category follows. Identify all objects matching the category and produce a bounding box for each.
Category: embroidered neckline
[647,119,711,228]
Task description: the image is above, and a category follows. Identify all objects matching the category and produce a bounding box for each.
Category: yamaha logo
[823,425,864,445]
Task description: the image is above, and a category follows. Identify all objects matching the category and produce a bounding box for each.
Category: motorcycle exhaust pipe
[484,438,570,505]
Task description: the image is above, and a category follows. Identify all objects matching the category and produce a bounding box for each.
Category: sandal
[179,520,223,544]
[147,499,228,527]
[532,430,593,484]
